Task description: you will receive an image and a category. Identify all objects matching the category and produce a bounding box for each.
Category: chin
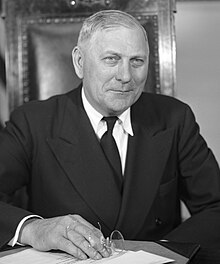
[105,97,133,113]
[108,106,129,116]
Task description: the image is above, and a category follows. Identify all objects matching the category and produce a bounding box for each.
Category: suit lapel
[46,89,176,236]
[116,104,175,237]
[47,88,121,231]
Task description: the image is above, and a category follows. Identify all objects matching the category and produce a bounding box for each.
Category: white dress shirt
[81,87,134,175]
[10,87,134,246]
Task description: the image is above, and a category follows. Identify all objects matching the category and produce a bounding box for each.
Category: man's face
[78,26,149,116]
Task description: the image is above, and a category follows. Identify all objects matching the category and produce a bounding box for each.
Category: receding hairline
[77,10,148,47]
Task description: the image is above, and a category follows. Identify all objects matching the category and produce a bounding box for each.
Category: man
[0,9,220,260]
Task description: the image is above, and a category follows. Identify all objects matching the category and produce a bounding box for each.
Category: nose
[116,61,132,83]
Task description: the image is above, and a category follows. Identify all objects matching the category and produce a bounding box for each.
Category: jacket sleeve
[0,108,34,248]
[164,104,220,247]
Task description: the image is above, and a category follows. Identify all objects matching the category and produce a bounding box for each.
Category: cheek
[133,68,148,84]
[84,62,111,84]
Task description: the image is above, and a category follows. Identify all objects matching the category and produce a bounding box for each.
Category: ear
[72,46,84,79]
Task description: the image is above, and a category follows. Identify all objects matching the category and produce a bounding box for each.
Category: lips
[108,87,133,92]
[113,90,131,92]
[106,82,135,94]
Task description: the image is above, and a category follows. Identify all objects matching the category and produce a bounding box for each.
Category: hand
[18,214,111,260]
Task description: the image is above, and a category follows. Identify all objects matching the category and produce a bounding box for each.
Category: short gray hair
[77,10,148,47]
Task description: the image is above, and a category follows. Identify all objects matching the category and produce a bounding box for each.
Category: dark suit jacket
[0,87,220,249]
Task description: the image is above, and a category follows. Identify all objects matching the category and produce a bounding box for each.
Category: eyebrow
[102,50,148,59]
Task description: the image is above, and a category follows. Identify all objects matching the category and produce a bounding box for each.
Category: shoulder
[139,92,187,108]
[135,92,190,114]
[6,88,81,134]
[9,88,80,122]
[132,92,195,127]
[10,93,67,122]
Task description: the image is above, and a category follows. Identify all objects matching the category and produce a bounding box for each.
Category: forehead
[89,26,148,55]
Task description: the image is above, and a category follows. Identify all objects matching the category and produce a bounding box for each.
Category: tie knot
[102,116,118,133]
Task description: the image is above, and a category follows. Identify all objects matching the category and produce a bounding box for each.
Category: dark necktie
[100,116,123,186]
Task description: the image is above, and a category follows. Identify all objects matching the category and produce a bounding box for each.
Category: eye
[131,58,145,67]
[103,56,120,64]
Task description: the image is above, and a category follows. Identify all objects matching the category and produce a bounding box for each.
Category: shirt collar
[81,87,134,136]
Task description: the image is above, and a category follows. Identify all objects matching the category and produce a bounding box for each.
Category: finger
[71,215,101,233]
[67,215,110,258]
[70,215,102,236]
[68,216,102,247]
[56,236,88,260]
[66,227,102,260]
[68,223,110,258]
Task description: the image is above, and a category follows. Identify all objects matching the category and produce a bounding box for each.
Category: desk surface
[0,240,220,264]
[0,241,189,264]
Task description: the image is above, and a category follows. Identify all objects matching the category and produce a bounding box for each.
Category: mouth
[109,89,133,94]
